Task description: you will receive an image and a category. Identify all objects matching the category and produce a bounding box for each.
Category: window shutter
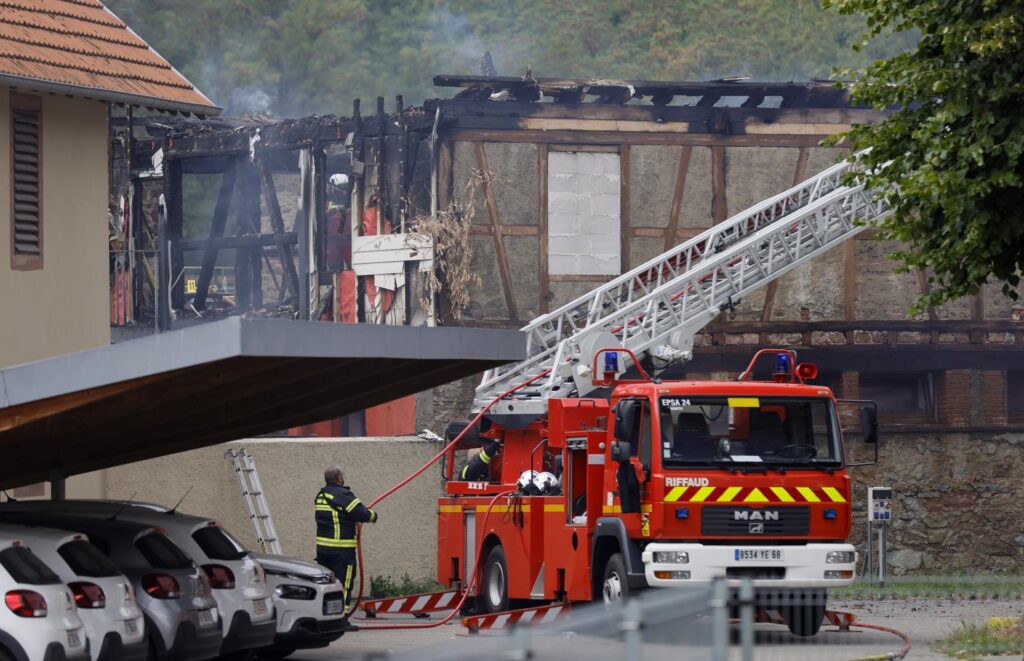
[12,108,41,257]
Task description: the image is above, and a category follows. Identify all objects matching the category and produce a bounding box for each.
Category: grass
[832,575,1024,601]
[369,572,445,599]
[933,616,1024,659]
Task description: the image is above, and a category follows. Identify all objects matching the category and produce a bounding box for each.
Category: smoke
[228,87,273,116]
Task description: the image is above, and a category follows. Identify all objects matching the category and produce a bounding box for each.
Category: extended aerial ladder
[474,152,891,419]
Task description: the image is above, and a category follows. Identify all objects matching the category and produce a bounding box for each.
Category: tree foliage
[106,0,914,117]
[826,0,1024,306]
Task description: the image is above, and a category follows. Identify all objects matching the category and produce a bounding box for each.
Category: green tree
[107,0,914,117]
[826,0,1024,306]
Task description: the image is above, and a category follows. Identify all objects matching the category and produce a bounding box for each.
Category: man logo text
[734,510,779,521]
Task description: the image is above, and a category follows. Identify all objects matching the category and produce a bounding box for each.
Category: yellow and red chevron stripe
[663,485,846,504]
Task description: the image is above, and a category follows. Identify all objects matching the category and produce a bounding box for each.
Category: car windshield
[192,525,248,561]
[58,540,122,578]
[0,546,61,585]
[659,395,841,467]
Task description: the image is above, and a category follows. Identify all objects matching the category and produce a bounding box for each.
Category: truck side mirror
[611,441,632,463]
[860,404,879,444]
[613,400,641,445]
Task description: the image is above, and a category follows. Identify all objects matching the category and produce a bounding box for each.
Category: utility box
[868,487,893,522]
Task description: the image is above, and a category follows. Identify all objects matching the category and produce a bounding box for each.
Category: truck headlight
[653,551,689,564]
[275,584,316,600]
[826,551,855,564]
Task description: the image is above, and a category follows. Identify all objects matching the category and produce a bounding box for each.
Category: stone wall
[104,438,444,582]
[845,431,1024,575]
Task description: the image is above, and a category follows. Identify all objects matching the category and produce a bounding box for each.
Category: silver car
[0,509,221,661]
[0,532,89,661]
[19,502,277,657]
[0,523,146,661]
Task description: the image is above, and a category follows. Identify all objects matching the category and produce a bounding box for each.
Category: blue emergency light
[675,507,689,519]
[775,353,791,376]
[604,351,619,374]
[824,508,837,520]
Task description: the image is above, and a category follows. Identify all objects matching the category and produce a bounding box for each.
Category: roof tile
[0,0,217,114]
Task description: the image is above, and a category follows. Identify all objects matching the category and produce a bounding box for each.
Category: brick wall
[938,369,972,427]
[982,370,1008,425]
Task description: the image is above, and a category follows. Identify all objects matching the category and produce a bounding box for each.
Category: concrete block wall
[103,438,444,582]
[547,151,620,276]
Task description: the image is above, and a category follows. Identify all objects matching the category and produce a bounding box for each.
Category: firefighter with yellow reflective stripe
[459,440,500,481]
[315,465,377,627]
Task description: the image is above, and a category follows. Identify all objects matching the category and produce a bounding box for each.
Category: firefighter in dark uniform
[315,465,377,624]
[460,440,500,481]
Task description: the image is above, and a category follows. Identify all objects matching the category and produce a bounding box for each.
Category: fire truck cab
[437,349,878,637]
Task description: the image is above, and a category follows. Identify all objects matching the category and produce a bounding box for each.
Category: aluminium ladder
[474,152,891,417]
[227,448,284,555]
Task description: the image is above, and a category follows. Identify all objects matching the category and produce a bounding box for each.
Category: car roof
[0,509,159,539]
[3,500,214,532]
[0,522,88,547]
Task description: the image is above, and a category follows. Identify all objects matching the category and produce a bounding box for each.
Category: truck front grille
[701,506,810,536]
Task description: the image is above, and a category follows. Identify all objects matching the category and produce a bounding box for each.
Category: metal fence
[359,575,1024,661]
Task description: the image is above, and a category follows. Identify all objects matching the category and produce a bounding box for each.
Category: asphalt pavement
[290,597,1023,661]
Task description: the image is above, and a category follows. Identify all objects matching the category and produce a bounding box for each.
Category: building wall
[103,438,443,582]
[0,89,110,368]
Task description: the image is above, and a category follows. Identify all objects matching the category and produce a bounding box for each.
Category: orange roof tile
[0,0,218,115]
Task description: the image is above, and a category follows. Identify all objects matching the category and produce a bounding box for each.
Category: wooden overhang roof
[0,318,525,489]
[0,0,218,116]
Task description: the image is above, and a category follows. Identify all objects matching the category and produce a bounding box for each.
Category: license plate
[67,629,81,648]
[324,598,345,615]
[125,618,139,636]
[198,608,216,627]
[253,597,269,616]
[735,549,784,562]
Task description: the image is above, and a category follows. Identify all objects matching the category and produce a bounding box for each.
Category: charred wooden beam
[257,159,302,305]
[193,157,238,311]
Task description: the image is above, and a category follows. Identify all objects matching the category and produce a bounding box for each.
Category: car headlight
[653,551,690,564]
[275,584,316,600]
[826,551,855,564]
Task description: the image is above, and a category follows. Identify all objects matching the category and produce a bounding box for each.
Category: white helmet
[329,173,349,188]
[532,472,558,494]
[517,470,537,492]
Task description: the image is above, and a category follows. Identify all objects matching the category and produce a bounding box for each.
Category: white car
[0,508,222,661]
[21,502,276,657]
[252,553,349,658]
[0,533,89,661]
[0,523,146,661]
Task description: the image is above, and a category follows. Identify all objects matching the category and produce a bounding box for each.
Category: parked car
[44,501,349,658]
[250,553,348,659]
[0,501,276,658]
[0,532,89,661]
[0,508,221,661]
[0,523,146,661]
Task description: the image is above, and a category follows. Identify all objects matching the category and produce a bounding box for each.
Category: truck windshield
[659,396,841,468]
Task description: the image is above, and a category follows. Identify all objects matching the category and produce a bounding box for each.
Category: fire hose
[344,368,552,630]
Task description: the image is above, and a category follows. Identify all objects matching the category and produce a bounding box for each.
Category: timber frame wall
[427,76,1024,431]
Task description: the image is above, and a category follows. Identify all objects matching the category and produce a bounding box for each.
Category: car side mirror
[610,441,631,464]
[860,404,879,444]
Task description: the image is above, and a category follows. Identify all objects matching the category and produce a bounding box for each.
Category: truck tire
[601,553,630,604]
[784,600,826,637]
[482,545,509,613]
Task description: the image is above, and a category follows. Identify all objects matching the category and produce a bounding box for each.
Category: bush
[369,573,444,599]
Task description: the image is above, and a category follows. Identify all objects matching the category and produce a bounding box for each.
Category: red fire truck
[436,153,888,636]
